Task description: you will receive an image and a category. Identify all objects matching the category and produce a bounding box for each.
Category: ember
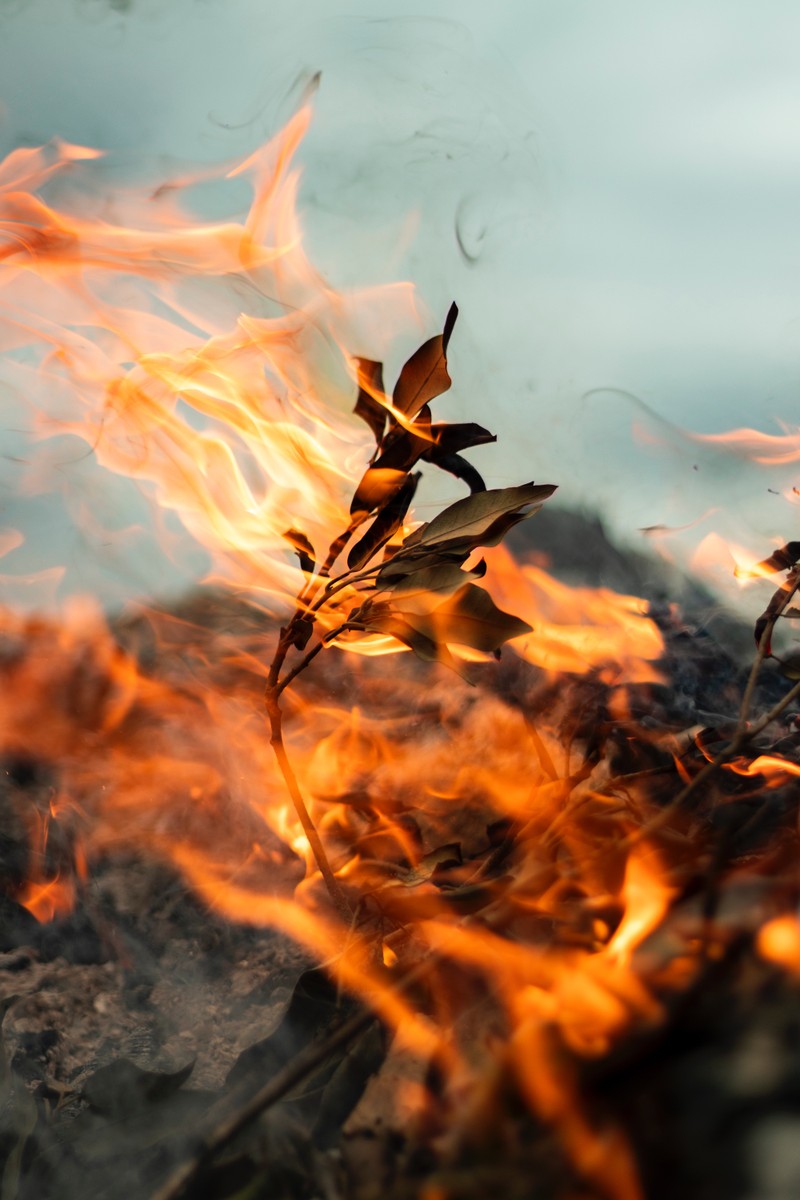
[2,103,800,1200]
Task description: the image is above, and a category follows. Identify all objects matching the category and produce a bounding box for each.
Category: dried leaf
[375,544,474,586]
[358,603,468,679]
[369,405,433,475]
[287,616,314,651]
[312,1023,386,1148]
[403,482,556,553]
[427,422,496,456]
[392,843,463,888]
[347,473,420,571]
[401,583,531,653]
[283,528,316,575]
[754,574,799,651]
[82,1058,195,1119]
[350,467,407,517]
[738,541,800,578]
[353,358,387,446]
[392,303,458,419]
[383,561,487,612]
[426,450,486,493]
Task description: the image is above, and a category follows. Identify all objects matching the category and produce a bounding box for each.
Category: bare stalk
[264,617,353,922]
[631,571,800,845]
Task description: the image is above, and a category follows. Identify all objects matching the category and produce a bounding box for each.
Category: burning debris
[1,103,800,1200]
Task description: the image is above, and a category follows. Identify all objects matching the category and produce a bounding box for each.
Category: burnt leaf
[392,303,458,419]
[402,583,531,653]
[353,358,387,446]
[375,543,477,587]
[388,843,463,889]
[321,512,368,576]
[426,421,496,456]
[425,451,486,494]
[737,541,800,578]
[754,575,799,651]
[384,561,487,609]
[347,473,420,571]
[287,616,314,651]
[350,467,407,517]
[357,603,468,678]
[226,969,349,1091]
[312,1022,386,1148]
[366,405,432,477]
[283,528,316,575]
[82,1057,195,1119]
[402,482,556,554]
[225,967,383,1144]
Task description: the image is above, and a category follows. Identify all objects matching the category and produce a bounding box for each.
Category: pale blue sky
[1,0,799,606]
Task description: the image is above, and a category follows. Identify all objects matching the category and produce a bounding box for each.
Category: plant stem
[264,677,351,923]
[631,574,800,845]
[276,622,351,696]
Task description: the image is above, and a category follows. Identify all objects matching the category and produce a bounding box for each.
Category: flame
[0,106,732,1199]
[483,545,664,682]
[757,914,800,973]
[605,847,676,967]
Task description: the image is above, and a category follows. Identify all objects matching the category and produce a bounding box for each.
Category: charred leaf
[82,1057,195,1119]
[401,482,557,555]
[349,467,408,517]
[738,541,800,578]
[357,602,468,679]
[347,472,420,571]
[283,528,316,576]
[426,451,486,494]
[399,583,531,654]
[352,358,387,447]
[754,570,800,651]
[392,302,458,419]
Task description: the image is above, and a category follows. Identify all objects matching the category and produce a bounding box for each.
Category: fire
[0,103,760,1198]
[485,544,664,682]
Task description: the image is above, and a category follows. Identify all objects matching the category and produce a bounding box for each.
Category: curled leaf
[347,473,420,571]
[401,583,531,653]
[353,358,387,446]
[754,573,800,651]
[283,528,316,575]
[426,451,486,494]
[403,482,557,553]
[737,541,800,579]
[427,422,496,456]
[358,602,468,679]
[350,467,407,516]
[392,303,458,419]
[383,561,487,612]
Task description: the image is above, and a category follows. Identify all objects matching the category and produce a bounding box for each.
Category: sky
[1,0,799,608]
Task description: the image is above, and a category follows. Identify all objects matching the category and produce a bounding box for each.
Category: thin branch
[632,669,800,845]
[264,685,351,923]
[276,622,352,696]
[151,955,437,1200]
[151,1006,376,1200]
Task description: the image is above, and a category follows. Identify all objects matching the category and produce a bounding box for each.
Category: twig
[151,956,435,1200]
[264,679,352,923]
[276,622,351,696]
[632,698,800,845]
[151,1006,376,1200]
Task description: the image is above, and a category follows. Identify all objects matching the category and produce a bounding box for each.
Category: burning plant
[2,100,800,1200]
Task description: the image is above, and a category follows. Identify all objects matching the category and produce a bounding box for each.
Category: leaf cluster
[739,542,800,660]
[278,304,556,673]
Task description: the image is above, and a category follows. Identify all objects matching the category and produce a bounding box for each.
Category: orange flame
[0,107,710,1199]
